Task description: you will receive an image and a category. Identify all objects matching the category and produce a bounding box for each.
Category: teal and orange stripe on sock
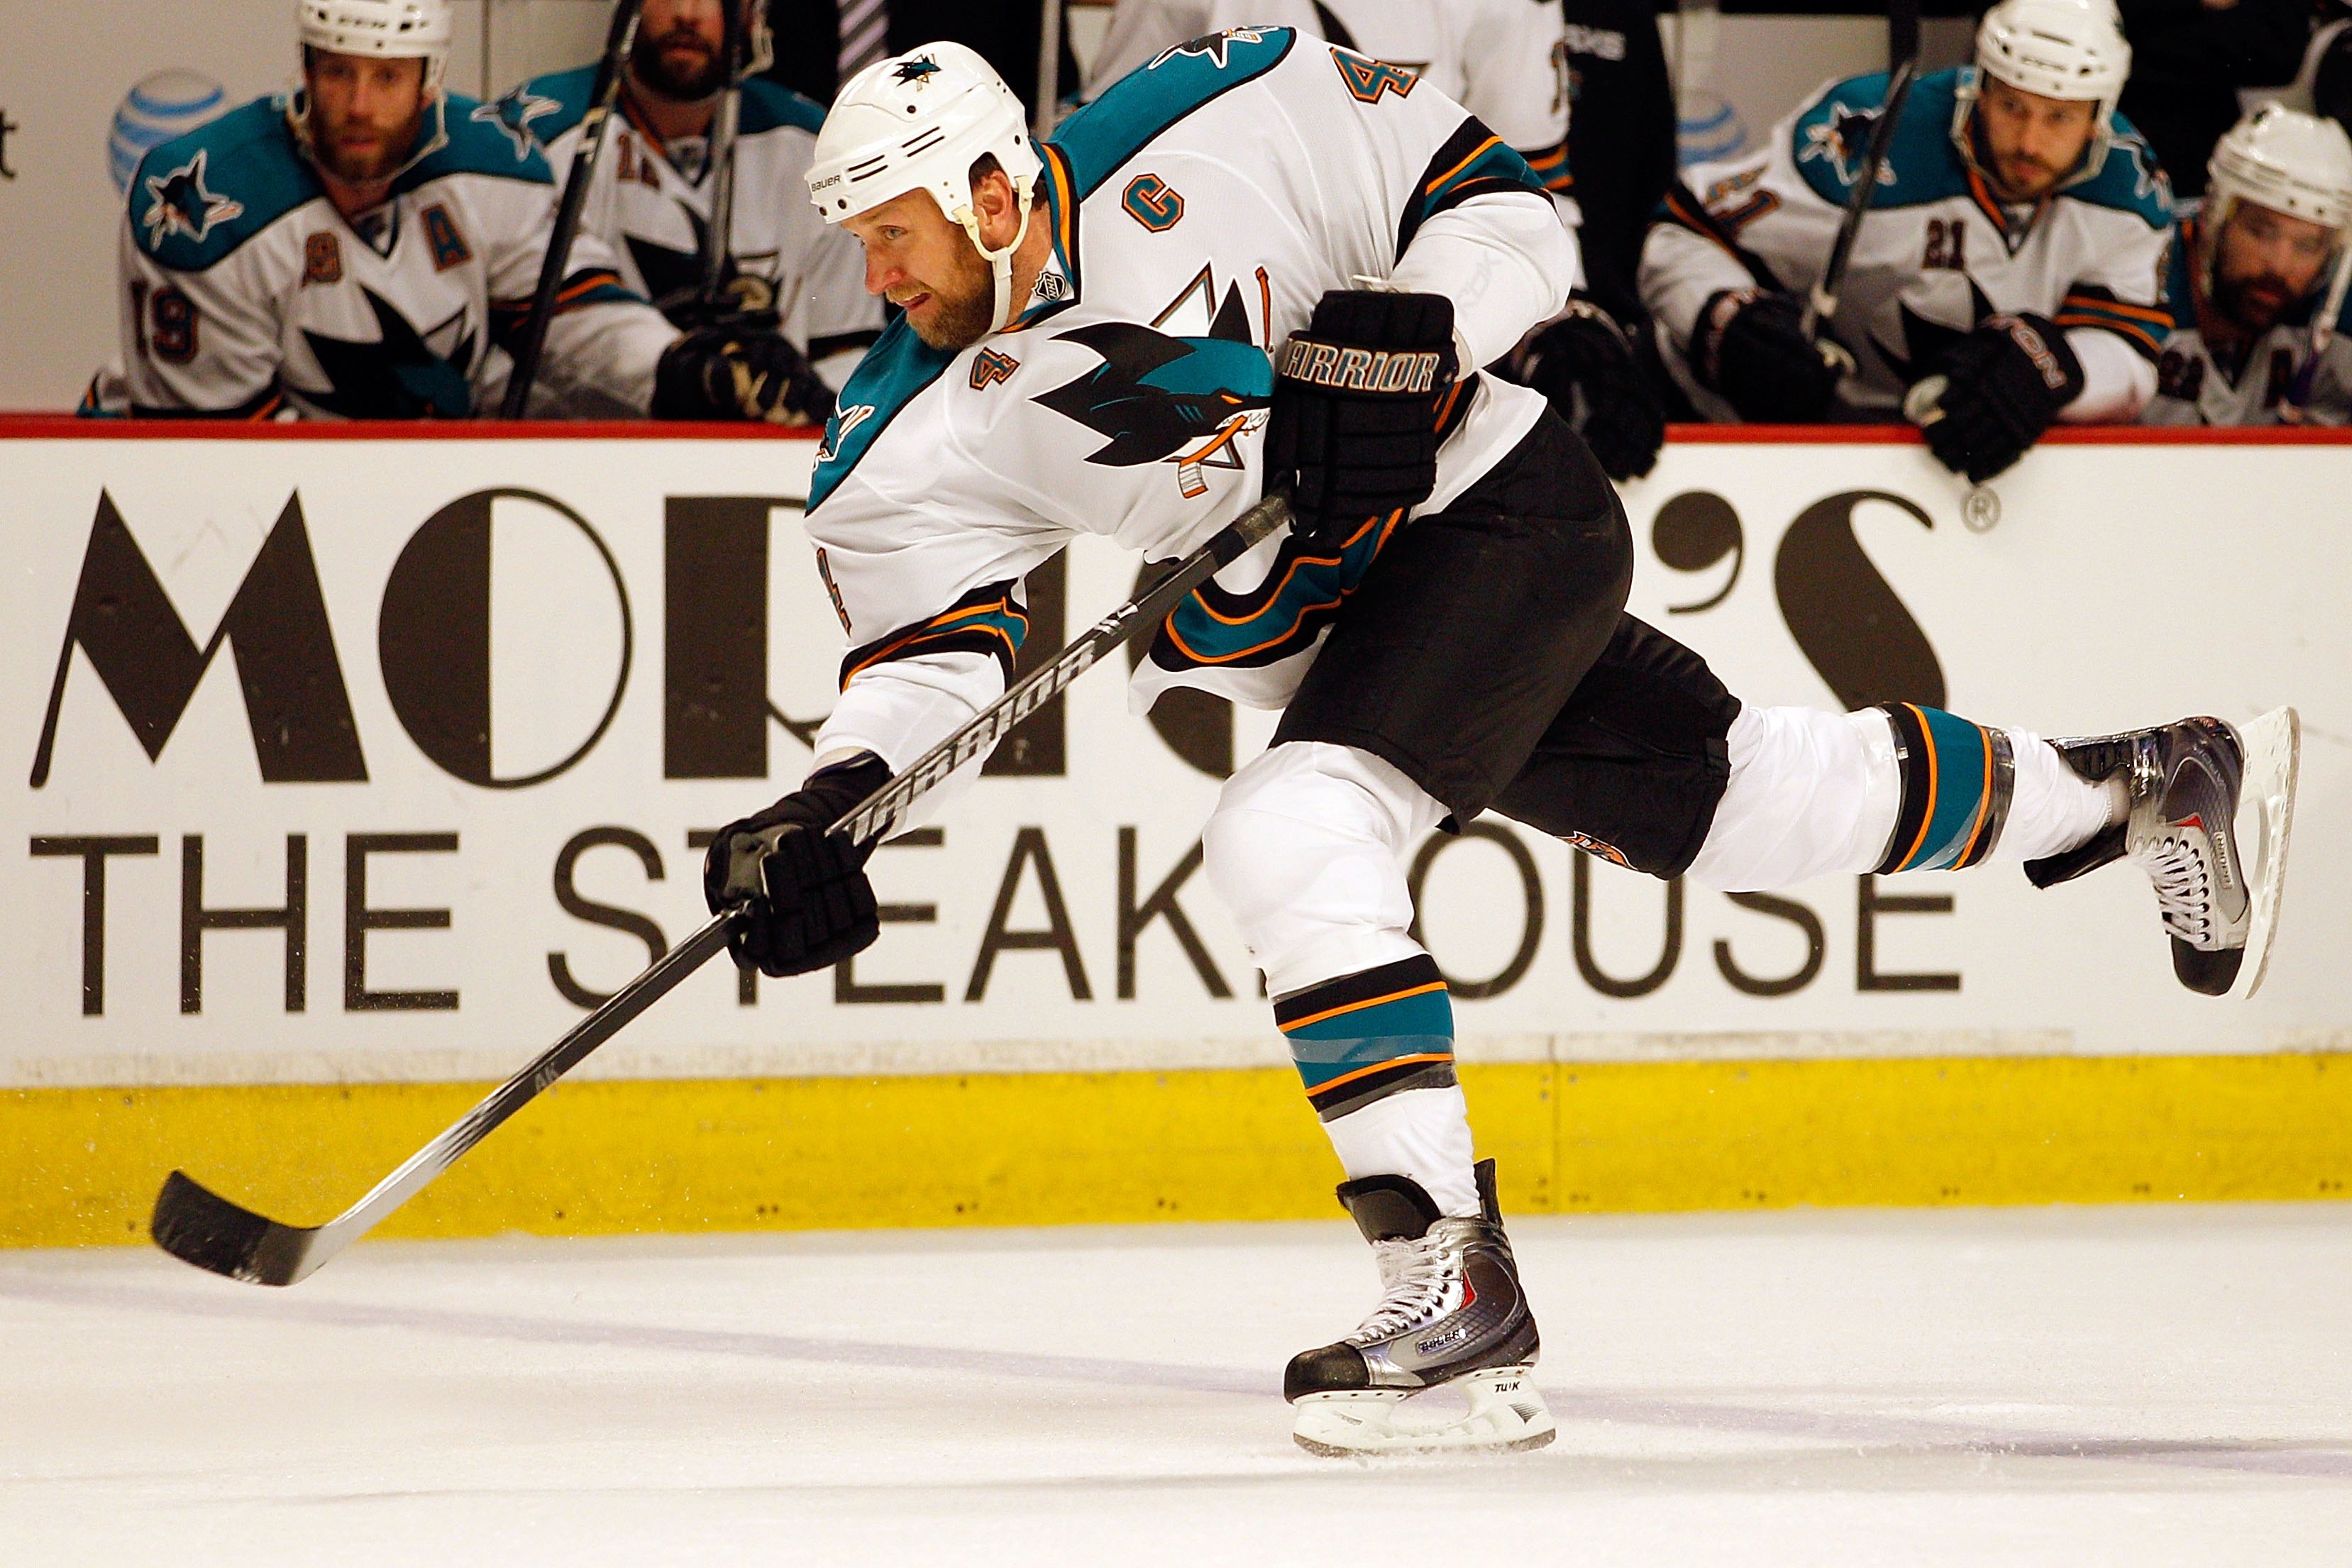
[1275,956,1456,1120]
[1875,703,2011,873]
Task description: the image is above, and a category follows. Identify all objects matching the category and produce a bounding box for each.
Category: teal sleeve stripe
[1282,985,1453,1043]
[1158,512,1388,667]
[1429,139,1547,208]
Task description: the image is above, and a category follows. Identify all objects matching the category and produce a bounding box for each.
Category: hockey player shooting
[2143,104,2352,426]
[1083,0,1669,482]
[112,0,819,422]
[694,33,2295,1457]
[504,0,881,407]
[1641,0,2172,480]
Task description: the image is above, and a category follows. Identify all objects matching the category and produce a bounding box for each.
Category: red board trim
[1,415,2348,446]
[0,416,824,441]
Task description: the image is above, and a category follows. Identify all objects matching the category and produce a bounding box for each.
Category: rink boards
[4,421,2349,1245]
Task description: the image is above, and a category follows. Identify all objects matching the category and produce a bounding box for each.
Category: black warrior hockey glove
[1518,297,1667,481]
[1915,312,2085,484]
[702,753,890,978]
[1694,287,1843,424]
[1265,289,1459,546]
[653,322,835,426]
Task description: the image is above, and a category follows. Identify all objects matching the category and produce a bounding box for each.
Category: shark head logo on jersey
[473,90,561,158]
[1148,28,1269,72]
[301,287,477,419]
[141,148,245,246]
[1801,106,1899,191]
[1034,321,1273,497]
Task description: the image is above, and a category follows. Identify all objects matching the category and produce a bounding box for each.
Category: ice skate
[2027,710,2298,998]
[1286,1159,1554,1457]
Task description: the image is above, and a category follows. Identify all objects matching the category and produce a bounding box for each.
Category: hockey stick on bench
[498,0,644,420]
[150,491,1296,1286]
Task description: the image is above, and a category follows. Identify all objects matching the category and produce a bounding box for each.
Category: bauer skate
[1286,1158,1555,1457]
[2026,710,2298,998]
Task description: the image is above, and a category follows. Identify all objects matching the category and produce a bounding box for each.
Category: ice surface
[5,1204,2352,1565]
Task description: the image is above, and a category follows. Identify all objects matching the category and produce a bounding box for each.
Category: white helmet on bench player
[1965,0,2133,182]
[297,0,454,94]
[2208,103,2352,232]
[806,41,1044,335]
[2205,104,2352,321]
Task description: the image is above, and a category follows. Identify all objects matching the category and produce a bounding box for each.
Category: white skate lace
[2137,832,2215,947]
[1349,1231,1461,1344]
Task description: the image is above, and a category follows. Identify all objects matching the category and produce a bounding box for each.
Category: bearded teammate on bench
[702,35,2296,1456]
[106,0,817,422]
[1642,0,2170,480]
[502,0,881,414]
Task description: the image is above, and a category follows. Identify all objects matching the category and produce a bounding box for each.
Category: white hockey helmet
[1975,0,2131,106]
[2208,103,2352,231]
[807,41,1044,334]
[298,0,454,92]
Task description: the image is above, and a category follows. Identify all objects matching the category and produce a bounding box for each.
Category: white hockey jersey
[1082,0,1574,205]
[114,93,676,419]
[1641,67,2175,420]
[2141,213,2352,425]
[503,70,883,386]
[806,28,1573,776]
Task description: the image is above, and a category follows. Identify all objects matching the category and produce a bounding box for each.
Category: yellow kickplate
[4,1054,2349,1248]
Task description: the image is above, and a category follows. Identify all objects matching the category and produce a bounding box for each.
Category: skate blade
[1291,1366,1556,1457]
[2231,707,2299,1000]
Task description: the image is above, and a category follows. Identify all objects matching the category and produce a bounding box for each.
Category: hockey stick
[1803,56,1916,342]
[2285,248,2352,414]
[697,0,749,304]
[497,0,645,420]
[150,491,1298,1286]
[1034,0,1066,139]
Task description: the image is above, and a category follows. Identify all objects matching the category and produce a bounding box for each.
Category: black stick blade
[150,1171,314,1286]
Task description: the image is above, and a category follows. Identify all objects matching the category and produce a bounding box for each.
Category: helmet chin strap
[958,180,1039,336]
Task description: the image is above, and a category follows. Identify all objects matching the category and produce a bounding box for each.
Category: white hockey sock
[1320,1085,1481,1218]
[1686,705,1901,889]
[1997,732,2125,863]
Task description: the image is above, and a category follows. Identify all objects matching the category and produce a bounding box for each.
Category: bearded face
[304,51,430,186]
[844,187,1010,352]
[629,0,734,102]
[2210,199,2336,335]
[1974,77,2099,202]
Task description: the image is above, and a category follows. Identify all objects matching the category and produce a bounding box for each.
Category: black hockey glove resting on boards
[654,322,834,426]
[1518,297,1667,480]
[1264,289,1459,546]
[702,753,890,977]
[1918,312,2085,483]
[1695,287,1843,424]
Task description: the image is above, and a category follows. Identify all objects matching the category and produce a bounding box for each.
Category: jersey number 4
[1332,50,1418,104]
